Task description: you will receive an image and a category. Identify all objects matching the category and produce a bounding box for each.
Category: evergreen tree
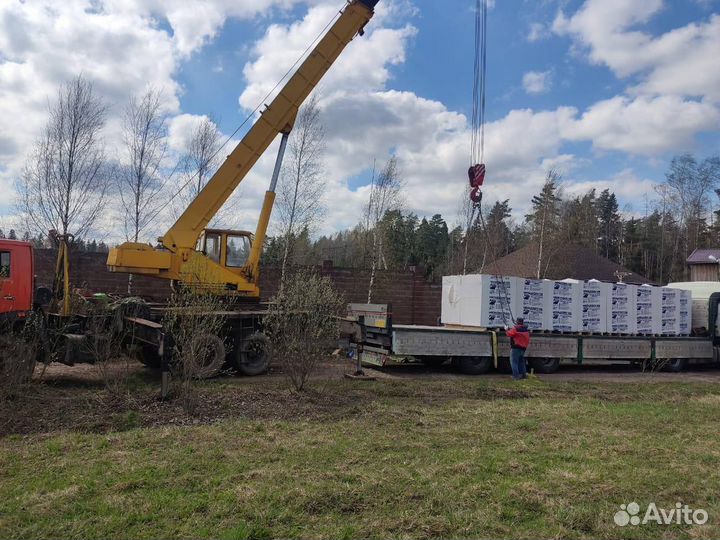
[8,229,17,240]
[525,171,562,278]
[415,214,448,279]
[597,189,620,260]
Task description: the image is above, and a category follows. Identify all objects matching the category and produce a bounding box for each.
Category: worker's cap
[515,317,524,324]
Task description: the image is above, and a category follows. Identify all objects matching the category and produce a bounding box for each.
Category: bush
[264,270,344,391]
[162,281,228,413]
[0,316,40,400]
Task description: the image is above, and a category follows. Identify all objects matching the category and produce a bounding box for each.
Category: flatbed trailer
[345,303,720,375]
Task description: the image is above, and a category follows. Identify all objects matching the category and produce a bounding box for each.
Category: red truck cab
[0,239,34,319]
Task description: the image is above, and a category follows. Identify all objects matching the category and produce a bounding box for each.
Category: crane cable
[465,0,514,326]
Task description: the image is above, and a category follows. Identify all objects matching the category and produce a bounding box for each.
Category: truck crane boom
[107,0,379,298]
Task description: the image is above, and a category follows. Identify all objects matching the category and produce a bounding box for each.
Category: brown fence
[34,249,442,326]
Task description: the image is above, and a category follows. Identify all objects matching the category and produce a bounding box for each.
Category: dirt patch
[0,359,374,436]
[3,358,719,437]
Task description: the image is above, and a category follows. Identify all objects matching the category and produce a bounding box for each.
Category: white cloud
[527,22,548,42]
[522,70,552,94]
[553,0,720,101]
[563,169,658,215]
[1,0,718,241]
[564,95,720,155]
[238,1,417,111]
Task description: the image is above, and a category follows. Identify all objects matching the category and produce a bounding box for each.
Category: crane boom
[107,0,379,297]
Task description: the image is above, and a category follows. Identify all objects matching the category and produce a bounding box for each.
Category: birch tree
[18,75,109,238]
[276,95,325,284]
[365,156,403,302]
[173,116,223,221]
[117,88,168,243]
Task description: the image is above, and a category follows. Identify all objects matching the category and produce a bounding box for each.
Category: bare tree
[116,89,168,293]
[162,260,229,413]
[365,156,403,302]
[664,154,720,277]
[277,95,326,284]
[173,116,223,222]
[118,88,168,243]
[18,75,109,238]
[264,269,343,391]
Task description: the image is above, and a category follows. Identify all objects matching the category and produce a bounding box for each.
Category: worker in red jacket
[505,317,530,380]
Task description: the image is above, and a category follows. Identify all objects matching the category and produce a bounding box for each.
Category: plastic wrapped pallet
[547,280,581,332]
[636,284,661,335]
[609,283,637,334]
[678,289,691,335]
[580,279,609,333]
[660,287,680,335]
[441,275,462,325]
[517,278,550,331]
[441,274,518,328]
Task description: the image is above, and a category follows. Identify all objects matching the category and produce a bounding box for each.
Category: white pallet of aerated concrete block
[678,289,691,335]
[441,275,462,326]
[636,284,662,335]
[661,287,680,336]
[441,274,518,328]
[547,280,581,332]
[580,280,609,334]
[609,283,638,334]
[517,278,550,331]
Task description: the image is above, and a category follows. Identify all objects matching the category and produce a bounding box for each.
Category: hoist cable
[467,0,514,326]
[470,0,487,166]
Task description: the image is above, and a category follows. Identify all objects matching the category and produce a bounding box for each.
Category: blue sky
[0,0,719,238]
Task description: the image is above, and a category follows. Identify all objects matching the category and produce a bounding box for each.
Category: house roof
[687,249,720,265]
[484,243,652,284]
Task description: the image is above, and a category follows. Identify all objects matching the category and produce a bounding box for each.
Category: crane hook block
[468,163,486,188]
[470,185,483,204]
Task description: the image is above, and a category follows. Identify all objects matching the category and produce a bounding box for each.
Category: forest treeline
[264,154,720,284]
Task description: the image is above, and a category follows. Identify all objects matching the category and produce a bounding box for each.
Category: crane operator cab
[196,229,252,269]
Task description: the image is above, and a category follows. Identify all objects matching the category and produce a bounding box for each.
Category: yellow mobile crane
[104,0,379,381]
[107,0,379,298]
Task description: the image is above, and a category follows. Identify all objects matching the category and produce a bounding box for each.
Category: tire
[451,356,492,375]
[135,344,162,369]
[417,356,449,367]
[667,358,687,373]
[236,332,270,376]
[531,357,561,374]
[189,334,226,379]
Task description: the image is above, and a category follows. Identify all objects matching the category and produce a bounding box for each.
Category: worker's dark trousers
[510,348,527,379]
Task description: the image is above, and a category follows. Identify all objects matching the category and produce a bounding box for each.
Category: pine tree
[525,171,562,278]
[597,189,620,261]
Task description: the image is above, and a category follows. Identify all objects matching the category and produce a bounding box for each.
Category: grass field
[1,366,720,539]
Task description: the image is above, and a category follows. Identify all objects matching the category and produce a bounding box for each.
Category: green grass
[2,376,720,539]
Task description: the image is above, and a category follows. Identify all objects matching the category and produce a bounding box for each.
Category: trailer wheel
[451,356,492,375]
[135,344,161,369]
[667,358,687,373]
[236,332,270,376]
[417,356,449,367]
[531,357,561,374]
[189,334,226,379]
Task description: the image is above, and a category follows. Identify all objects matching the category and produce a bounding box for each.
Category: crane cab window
[226,235,251,267]
[0,251,10,278]
[205,233,221,263]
